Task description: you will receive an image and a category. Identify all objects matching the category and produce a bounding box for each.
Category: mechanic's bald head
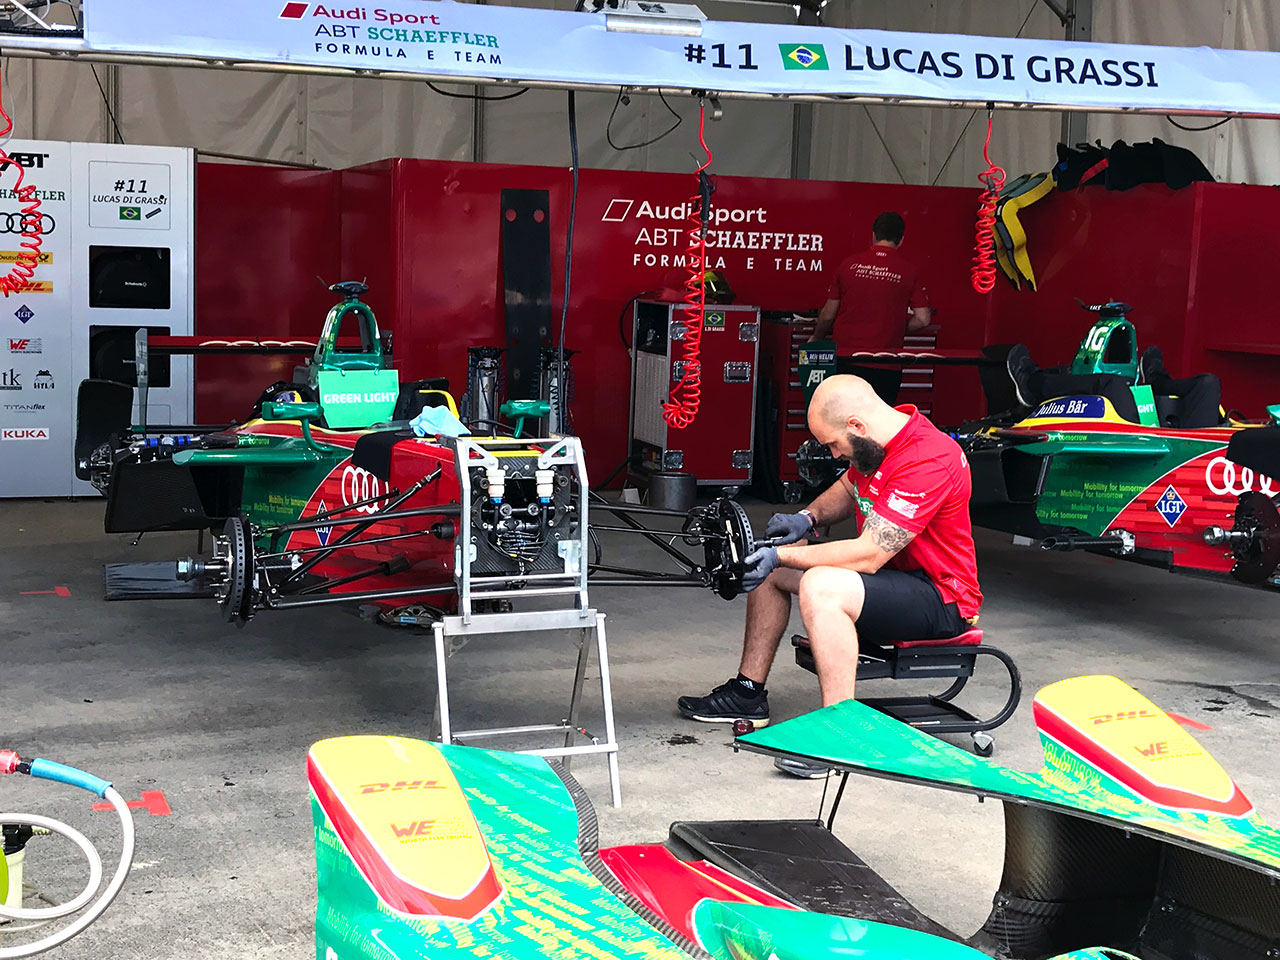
[807,375,910,474]
[811,375,883,432]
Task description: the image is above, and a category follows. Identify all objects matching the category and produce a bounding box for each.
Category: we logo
[1134,741,1169,758]
[390,819,436,839]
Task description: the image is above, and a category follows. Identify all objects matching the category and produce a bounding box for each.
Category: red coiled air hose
[970,112,1005,295]
[663,103,713,429]
[0,64,43,297]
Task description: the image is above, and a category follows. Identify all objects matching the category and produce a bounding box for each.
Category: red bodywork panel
[598,843,794,943]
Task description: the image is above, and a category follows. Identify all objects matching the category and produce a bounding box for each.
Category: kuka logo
[359,779,445,794]
[1134,741,1169,758]
[390,819,436,839]
[1,427,49,440]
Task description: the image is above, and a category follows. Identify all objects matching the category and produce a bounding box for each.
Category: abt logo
[390,819,436,839]
[0,152,48,171]
[359,779,445,794]
[2,427,49,440]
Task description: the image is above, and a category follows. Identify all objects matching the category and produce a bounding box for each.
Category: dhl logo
[390,818,436,838]
[1090,709,1158,725]
[359,779,446,794]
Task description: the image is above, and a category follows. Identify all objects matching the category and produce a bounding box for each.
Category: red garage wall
[333,158,994,480]
[195,163,343,423]
[194,160,1280,480]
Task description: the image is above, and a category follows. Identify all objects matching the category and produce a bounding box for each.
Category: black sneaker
[773,756,834,779]
[1006,343,1038,408]
[1138,345,1166,386]
[677,679,770,726]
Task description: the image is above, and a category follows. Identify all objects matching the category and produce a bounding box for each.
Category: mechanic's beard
[847,433,886,475]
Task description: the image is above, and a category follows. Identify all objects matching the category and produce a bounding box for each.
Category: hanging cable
[606,88,682,152]
[970,109,1006,295]
[555,90,579,432]
[0,57,43,297]
[662,100,713,430]
[1165,114,1233,132]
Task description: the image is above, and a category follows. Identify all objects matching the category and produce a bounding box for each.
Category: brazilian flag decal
[780,43,827,70]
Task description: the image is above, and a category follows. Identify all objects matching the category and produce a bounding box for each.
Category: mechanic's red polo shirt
[846,406,982,620]
[827,245,929,353]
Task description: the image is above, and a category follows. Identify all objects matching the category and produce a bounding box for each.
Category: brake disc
[1228,492,1280,585]
[702,498,755,601]
[219,516,255,624]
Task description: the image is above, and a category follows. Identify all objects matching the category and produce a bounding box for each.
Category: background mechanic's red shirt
[827,245,929,353]
[845,406,982,619]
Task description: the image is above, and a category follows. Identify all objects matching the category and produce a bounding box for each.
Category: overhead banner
[85,0,1280,116]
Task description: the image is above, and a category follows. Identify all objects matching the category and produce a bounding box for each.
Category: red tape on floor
[19,586,70,597]
[92,790,171,816]
[1167,712,1213,732]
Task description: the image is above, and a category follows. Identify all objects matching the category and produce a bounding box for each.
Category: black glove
[741,546,780,592]
[764,511,813,545]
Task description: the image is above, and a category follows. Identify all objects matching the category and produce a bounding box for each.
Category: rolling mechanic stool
[790,627,1021,756]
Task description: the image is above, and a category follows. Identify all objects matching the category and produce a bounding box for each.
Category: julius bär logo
[359,779,446,794]
[280,2,308,17]
[33,369,53,389]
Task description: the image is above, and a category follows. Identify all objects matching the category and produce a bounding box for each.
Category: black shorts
[856,568,967,645]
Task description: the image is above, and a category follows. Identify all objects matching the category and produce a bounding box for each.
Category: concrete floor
[2,495,1279,959]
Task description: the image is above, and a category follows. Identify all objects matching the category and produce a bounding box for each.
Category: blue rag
[410,406,470,438]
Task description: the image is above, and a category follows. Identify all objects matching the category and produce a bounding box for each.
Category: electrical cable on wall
[0,60,43,297]
[970,109,1005,295]
[662,100,713,429]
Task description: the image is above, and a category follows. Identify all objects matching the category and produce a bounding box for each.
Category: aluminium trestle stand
[431,607,622,808]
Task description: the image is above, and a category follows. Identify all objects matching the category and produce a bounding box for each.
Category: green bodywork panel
[738,700,1280,879]
[693,900,986,960]
[1018,432,1220,535]
[797,340,837,405]
[1069,315,1138,379]
[313,744,689,960]
[315,369,399,429]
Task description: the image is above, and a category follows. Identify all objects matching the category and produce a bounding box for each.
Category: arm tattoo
[863,509,916,555]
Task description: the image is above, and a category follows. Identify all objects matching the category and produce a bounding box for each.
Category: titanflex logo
[280,2,308,17]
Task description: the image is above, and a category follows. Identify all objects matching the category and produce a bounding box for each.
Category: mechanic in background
[809,212,932,404]
[677,375,981,778]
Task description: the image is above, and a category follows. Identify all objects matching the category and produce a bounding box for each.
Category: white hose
[0,787,135,958]
[0,817,102,920]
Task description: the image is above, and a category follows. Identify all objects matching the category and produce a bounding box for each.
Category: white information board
[0,140,194,498]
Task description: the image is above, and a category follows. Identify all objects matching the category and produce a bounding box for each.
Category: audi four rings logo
[1204,455,1278,497]
[341,465,389,513]
[0,212,54,234]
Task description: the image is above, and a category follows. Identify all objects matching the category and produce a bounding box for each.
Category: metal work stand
[431,608,622,808]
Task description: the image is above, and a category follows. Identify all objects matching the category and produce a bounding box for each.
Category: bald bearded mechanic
[677,375,982,778]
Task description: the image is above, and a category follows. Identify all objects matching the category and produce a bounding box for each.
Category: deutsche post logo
[780,43,827,70]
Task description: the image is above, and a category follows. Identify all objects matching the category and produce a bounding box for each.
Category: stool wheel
[971,731,995,758]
